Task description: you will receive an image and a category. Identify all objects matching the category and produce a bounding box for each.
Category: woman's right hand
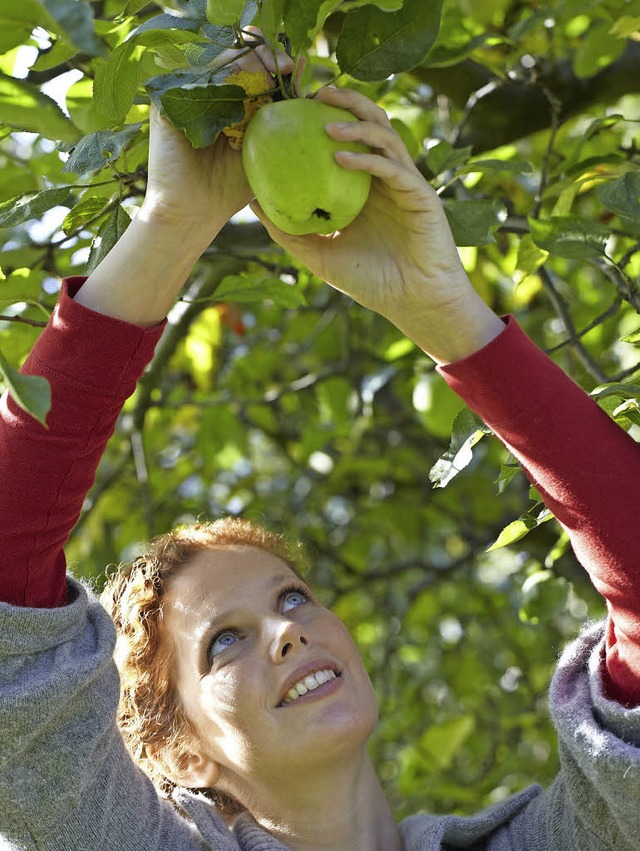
[140,32,297,231]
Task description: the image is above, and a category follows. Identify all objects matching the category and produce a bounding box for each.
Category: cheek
[192,668,263,769]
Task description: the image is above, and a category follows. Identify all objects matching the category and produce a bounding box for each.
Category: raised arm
[251,85,640,705]
[0,43,295,609]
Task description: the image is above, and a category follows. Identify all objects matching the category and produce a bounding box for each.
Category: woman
[1,40,640,851]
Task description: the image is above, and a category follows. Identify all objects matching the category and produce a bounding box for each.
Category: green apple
[242,98,372,235]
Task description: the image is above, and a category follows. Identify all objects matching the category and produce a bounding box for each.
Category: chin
[296,678,379,760]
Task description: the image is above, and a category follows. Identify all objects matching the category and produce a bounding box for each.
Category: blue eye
[210,630,240,658]
[282,588,309,613]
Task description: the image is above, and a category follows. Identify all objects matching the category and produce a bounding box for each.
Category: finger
[316,85,392,129]
[250,200,324,249]
[332,149,429,199]
[243,25,294,75]
[253,42,295,76]
[325,119,415,169]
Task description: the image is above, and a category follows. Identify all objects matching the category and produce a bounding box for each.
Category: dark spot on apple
[314,208,331,221]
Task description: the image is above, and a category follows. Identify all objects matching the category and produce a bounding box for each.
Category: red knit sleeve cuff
[24,277,166,399]
[436,316,571,429]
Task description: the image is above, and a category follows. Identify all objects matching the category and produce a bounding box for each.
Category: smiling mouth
[278,669,342,707]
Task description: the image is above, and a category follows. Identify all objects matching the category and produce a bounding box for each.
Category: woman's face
[161,546,378,796]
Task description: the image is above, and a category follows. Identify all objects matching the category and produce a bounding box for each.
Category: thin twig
[0,314,48,327]
[619,239,640,270]
[538,265,609,383]
[545,296,622,354]
[531,84,562,219]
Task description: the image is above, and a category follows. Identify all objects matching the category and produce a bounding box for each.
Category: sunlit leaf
[0,186,73,228]
[429,409,487,488]
[444,200,507,246]
[595,172,640,223]
[0,73,81,143]
[336,0,444,81]
[0,349,51,425]
[529,215,610,259]
[62,123,144,174]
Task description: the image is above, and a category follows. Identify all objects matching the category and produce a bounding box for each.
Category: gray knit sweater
[1,580,639,850]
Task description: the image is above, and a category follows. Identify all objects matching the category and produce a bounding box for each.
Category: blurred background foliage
[1,0,640,822]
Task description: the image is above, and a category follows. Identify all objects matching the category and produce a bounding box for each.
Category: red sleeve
[0,277,165,608]
[438,316,640,706]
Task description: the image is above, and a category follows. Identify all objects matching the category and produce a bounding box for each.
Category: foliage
[1,0,640,822]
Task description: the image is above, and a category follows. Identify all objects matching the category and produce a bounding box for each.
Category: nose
[269,617,309,663]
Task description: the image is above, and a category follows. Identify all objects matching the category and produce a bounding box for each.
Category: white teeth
[281,669,337,705]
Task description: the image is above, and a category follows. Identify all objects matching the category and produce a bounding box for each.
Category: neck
[236,753,402,851]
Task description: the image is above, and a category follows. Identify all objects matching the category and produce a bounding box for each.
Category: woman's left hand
[250,86,503,362]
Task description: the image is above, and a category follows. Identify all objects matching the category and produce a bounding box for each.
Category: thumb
[249,200,299,248]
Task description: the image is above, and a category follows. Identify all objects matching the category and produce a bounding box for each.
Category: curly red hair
[100,517,308,810]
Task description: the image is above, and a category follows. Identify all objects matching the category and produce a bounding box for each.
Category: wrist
[389,287,505,365]
[137,201,226,252]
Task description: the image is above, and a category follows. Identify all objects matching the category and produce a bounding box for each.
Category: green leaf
[86,204,134,273]
[0,349,51,426]
[201,0,257,40]
[591,381,640,402]
[610,16,640,39]
[62,194,111,236]
[215,274,306,308]
[0,73,81,143]
[519,570,570,624]
[458,158,533,176]
[40,0,105,56]
[255,0,285,48]
[0,186,73,228]
[336,0,445,81]
[147,83,245,149]
[283,0,342,53]
[515,233,548,277]
[425,141,472,177]
[130,13,203,37]
[429,408,487,489]
[595,172,640,224]
[0,0,64,47]
[206,0,247,26]
[93,42,145,124]
[419,715,475,771]
[123,0,153,15]
[573,20,626,79]
[487,514,538,551]
[621,329,640,346]
[443,200,507,246]
[611,398,640,429]
[0,268,46,307]
[61,123,144,174]
[495,457,521,495]
[184,41,230,67]
[529,215,610,259]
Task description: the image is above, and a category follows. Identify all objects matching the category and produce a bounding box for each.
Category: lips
[276,658,342,707]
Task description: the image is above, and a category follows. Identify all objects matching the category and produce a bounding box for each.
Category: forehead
[163,546,299,623]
